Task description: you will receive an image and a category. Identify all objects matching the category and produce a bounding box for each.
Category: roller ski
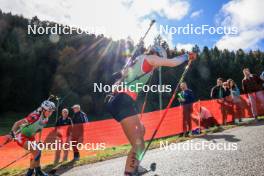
[125,163,156,176]
[25,167,55,176]
[48,168,59,176]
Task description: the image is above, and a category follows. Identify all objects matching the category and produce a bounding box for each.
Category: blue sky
[151,0,263,51]
[163,0,230,49]
[0,0,263,51]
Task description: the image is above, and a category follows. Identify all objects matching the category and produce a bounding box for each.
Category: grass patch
[1,117,263,176]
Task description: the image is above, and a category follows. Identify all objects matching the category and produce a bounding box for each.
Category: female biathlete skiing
[106,45,196,176]
[6,100,56,176]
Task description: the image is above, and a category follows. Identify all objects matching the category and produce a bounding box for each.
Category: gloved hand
[188,52,197,61]
[9,131,16,139]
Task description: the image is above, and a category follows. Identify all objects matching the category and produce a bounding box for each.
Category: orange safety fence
[1,90,264,170]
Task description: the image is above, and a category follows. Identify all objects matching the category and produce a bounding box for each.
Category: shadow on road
[196,119,264,143]
[44,160,76,176]
[243,119,264,127]
[197,134,240,143]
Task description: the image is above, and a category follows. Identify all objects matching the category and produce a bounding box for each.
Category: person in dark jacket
[260,71,264,87]
[71,104,88,160]
[221,81,233,124]
[72,104,88,124]
[242,68,264,119]
[210,78,225,99]
[178,82,195,136]
[222,81,231,97]
[211,78,230,125]
[178,82,195,105]
[56,108,73,127]
[54,108,73,163]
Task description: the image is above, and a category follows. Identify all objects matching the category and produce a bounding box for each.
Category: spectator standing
[178,82,195,136]
[222,82,231,98]
[242,68,264,120]
[210,78,225,99]
[56,108,73,126]
[260,71,264,87]
[72,104,88,124]
[178,82,195,105]
[227,79,242,123]
[54,108,73,163]
[221,81,233,124]
[211,78,230,125]
[71,104,88,161]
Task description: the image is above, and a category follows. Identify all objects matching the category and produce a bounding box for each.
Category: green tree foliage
[0,12,264,120]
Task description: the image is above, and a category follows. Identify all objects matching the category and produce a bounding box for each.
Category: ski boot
[35,167,48,176]
[25,168,34,176]
[124,165,148,176]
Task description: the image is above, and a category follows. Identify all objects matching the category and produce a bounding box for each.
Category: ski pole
[139,60,193,162]
[121,20,156,73]
[0,152,30,171]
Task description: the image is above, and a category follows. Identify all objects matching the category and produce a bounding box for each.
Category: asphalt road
[60,121,264,176]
